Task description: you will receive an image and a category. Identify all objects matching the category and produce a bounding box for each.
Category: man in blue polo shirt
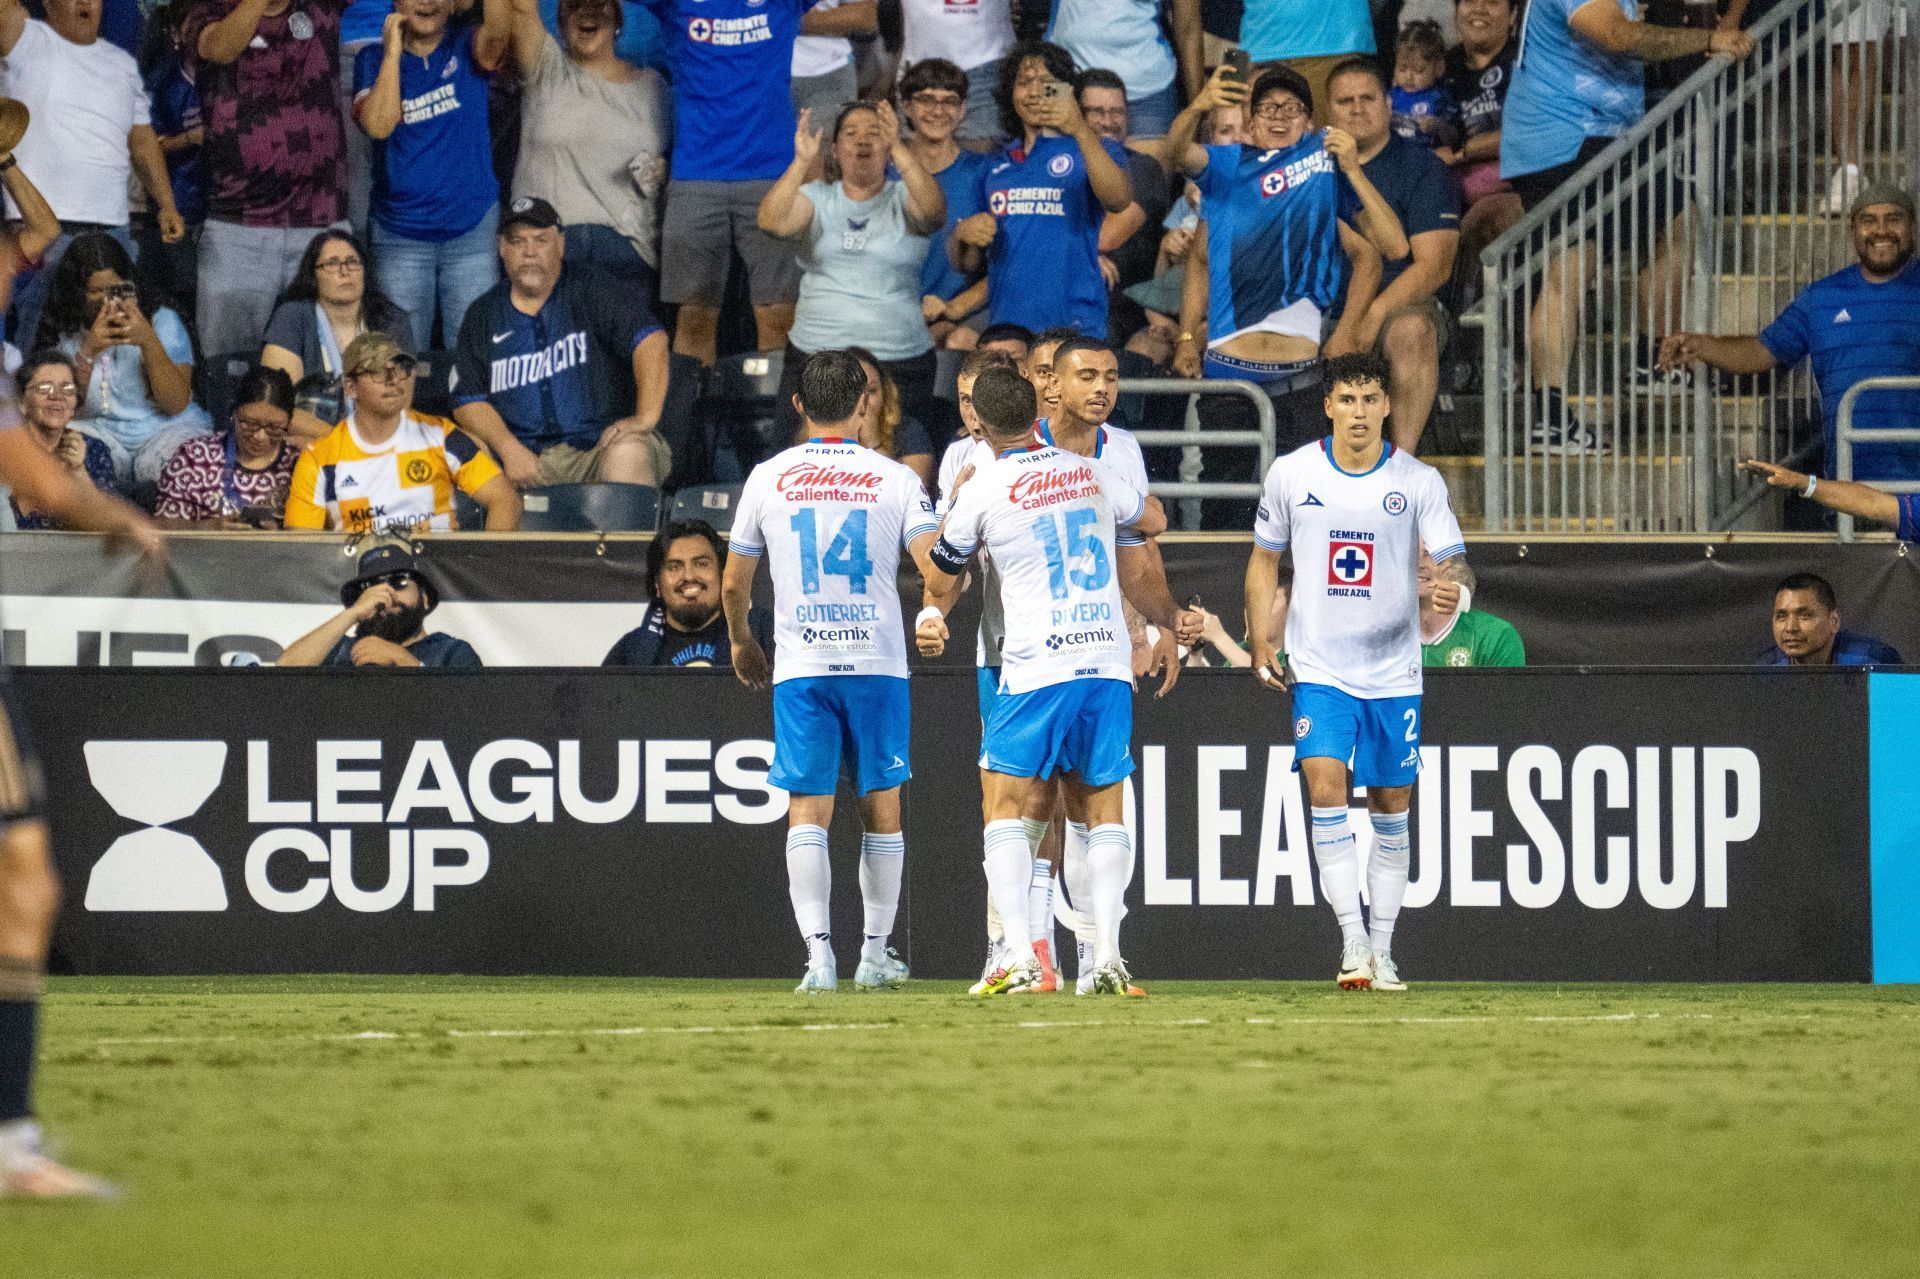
[452,197,672,487]
[1326,57,1460,455]
[1664,185,1920,481]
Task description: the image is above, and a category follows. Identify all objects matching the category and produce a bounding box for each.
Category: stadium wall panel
[21,667,1895,983]
[4,533,1918,668]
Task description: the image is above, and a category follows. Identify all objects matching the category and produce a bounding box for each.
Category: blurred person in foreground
[602,519,774,668]
[0,238,164,1200]
[278,541,483,667]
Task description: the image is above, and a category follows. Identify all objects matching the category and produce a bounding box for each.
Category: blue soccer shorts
[976,665,1001,728]
[981,677,1135,787]
[770,675,912,797]
[1290,682,1422,789]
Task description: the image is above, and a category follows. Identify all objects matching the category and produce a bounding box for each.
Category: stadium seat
[194,351,257,426]
[519,482,661,533]
[413,350,457,419]
[703,350,787,474]
[657,353,707,487]
[669,483,745,532]
[932,346,964,404]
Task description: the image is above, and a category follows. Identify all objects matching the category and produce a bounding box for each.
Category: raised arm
[1740,459,1902,528]
[801,0,876,36]
[0,0,25,56]
[1324,130,1409,261]
[504,0,549,72]
[1160,65,1243,176]
[883,100,946,235]
[356,14,407,140]
[1169,0,1203,101]
[1569,0,1753,62]
[757,110,822,239]
[197,0,277,64]
[0,153,61,264]
[1327,220,1381,357]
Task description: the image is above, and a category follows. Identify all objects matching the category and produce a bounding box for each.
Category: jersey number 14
[1031,509,1111,600]
[790,509,873,595]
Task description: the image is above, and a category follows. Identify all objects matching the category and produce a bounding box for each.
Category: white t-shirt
[1253,438,1467,699]
[940,443,1145,694]
[0,20,149,226]
[792,0,853,77]
[731,435,940,682]
[899,0,1014,74]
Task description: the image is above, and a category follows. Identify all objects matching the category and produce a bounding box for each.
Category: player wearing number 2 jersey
[922,366,1198,997]
[1244,352,1471,994]
[723,351,940,996]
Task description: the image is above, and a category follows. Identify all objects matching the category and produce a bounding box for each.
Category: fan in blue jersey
[920,365,1200,996]
[1160,64,1408,447]
[722,349,940,995]
[948,41,1135,340]
[0,246,166,1199]
[1243,352,1472,995]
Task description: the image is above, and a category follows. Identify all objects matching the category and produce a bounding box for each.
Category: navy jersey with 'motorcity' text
[453,265,663,450]
[1192,136,1359,340]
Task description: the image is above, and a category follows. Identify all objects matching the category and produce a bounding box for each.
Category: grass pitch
[8,978,1918,1278]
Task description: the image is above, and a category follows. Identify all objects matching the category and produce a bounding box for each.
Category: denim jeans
[562,222,658,306]
[371,203,501,352]
[197,220,339,359]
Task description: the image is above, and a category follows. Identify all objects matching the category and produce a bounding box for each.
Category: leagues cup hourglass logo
[83,742,230,912]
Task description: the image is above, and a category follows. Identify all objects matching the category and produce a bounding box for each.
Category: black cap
[1249,65,1315,118]
[341,543,440,612]
[501,195,562,233]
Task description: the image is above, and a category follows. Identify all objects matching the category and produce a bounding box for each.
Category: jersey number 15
[1031,509,1111,600]
[790,509,873,595]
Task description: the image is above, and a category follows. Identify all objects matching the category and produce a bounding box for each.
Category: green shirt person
[1418,543,1524,667]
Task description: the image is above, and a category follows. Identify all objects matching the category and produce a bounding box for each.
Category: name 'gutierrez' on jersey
[728,435,939,682]
[938,442,1145,695]
[1253,437,1466,699]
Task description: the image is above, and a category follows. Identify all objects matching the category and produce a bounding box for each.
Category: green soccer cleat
[854,949,909,990]
[973,955,1040,996]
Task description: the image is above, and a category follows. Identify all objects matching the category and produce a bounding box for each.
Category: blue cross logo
[1333,548,1369,580]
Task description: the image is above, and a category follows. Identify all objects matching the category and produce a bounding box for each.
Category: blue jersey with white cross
[981,133,1130,337]
[1191,137,1359,340]
[640,0,819,181]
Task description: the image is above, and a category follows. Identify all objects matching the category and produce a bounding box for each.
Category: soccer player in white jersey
[1244,352,1471,993]
[922,366,1200,995]
[723,350,941,995]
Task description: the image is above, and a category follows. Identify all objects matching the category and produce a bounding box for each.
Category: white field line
[75,1009,1830,1050]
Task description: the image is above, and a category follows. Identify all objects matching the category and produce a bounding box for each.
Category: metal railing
[1117,377,1276,528]
[1836,375,1920,541]
[1481,0,1914,533]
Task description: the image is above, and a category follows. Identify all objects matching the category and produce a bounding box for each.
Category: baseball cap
[342,330,411,378]
[1851,183,1916,224]
[502,196,563,233]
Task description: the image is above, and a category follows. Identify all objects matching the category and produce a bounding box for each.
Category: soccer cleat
[973,955,1041,996]
[854,948,909,990]
[968,942,1006,995]
[1025,939,1059,994]
[1372,952,1407,992]
[0,1123,119,1201]
[1088,959,1146,997]
[795,960,838,994]
[1337,936,1375,991]
[1075,970,1096,997]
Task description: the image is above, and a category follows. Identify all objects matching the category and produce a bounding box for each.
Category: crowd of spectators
[2,0,1915,545]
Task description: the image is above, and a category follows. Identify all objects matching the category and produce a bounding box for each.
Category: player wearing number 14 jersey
[1243,353,1471,993]
[723,351,940,996]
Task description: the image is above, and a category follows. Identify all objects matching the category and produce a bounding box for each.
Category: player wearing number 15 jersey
[922,367,1197,997]
[723,351,940,996]
[1243,353,1471,994]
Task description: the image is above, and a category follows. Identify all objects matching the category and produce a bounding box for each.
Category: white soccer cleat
[1337,936,1375,991]
[0,1121,119,1201]
[968,941,1006,995]
[795,960,838,994]
[853,948,909,990]
[1088,959,1145,997]
[1372,952,1407,992]
[1075,970,1096,997]
[973,955,1041,996]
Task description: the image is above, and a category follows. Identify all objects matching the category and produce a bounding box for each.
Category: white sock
[1076,940,1094,982]
[1366,811,1412,957]
[786,824,833,967]
[1020,816,1049,855]
[986,890,1003,945]
[1085,823,1131,967]
[1310,806,1367,943]
[1028,859,1054,957]
[983,819,1035,960]
[858,830,904,964]
[1062,820,1096,943]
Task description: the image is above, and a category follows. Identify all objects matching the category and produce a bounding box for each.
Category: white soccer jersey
[731,436,939,683]
[940,443,1145,694]
[938,436,1009,668]
[1037,418,1149,547]
[1253,438,1466,699]
[936,435,981,516]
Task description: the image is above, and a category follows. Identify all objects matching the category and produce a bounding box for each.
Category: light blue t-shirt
[1048,0,1176,98]
[1240,0,1374,62]
[791,180,934,361]
[59,307,200,450]
[1502,0,1645,178]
